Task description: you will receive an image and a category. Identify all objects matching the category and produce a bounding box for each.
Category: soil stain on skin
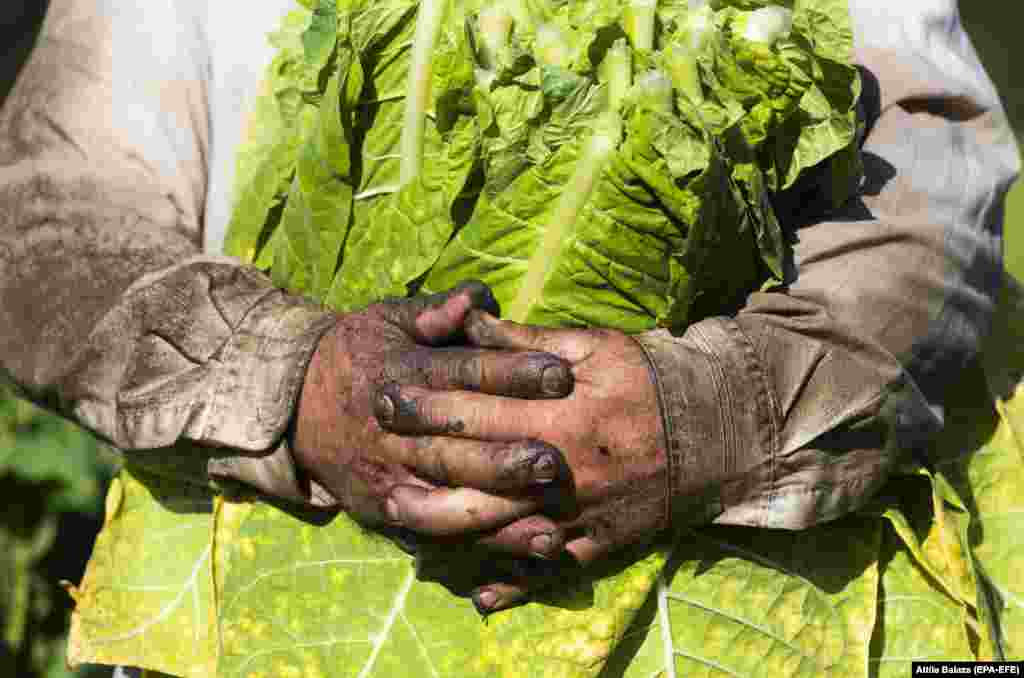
[375,381,466,435]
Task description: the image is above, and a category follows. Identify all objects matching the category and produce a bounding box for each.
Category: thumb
[382,281,500,345]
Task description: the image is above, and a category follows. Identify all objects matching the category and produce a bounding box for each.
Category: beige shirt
[0,0,1019,529]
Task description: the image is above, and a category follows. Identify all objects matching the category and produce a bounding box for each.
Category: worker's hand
[375,310,669,613]
[290,282,573,560]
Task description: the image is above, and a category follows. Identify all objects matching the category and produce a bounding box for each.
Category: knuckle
[464,310,498,346]
[395,497,427,529]
[525,325,550,349]
[369,297,406,321]
[455,354,483,391]
[381,348,422,384]
[427,447,452,486]
[589,327,620,342]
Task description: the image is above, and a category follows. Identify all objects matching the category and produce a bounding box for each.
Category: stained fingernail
[532,453,558,483]
[473,589,499,614]
[460,280,500,316]
[385,497,401,525]
[529,534,554,559]
[540,364,570,397]
[375,391,396,425]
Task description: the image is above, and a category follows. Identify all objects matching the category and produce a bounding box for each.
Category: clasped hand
[290,283,669,613]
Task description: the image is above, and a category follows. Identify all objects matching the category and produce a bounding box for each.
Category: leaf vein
[87,544,211,645]
[222,557,407,613]
[656,568,678,678]
[665,592,805,656]
[356,566,416,678]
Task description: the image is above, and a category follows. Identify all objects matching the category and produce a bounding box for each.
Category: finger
[418,514,566,563]
[386,484,540,537]
[381,347,572,398]
[381,434,568,494]
[328,464,435,527]
[565,535,608,567]
[378,281,500,345]
[562,505,665,566]
[465,310,595,362]
[471,557,576,614]
[374,383,549,441]
[472,581,531,615]
[473,515,566,560]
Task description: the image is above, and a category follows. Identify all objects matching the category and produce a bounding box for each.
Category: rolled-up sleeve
[0,0,336,503]
[637,0,1021,529]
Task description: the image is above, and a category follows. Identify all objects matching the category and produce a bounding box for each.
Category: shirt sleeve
[635,0,1022,530]
[0,0,337,505]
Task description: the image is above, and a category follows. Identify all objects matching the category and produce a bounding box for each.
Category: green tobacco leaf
[223,6,317,264]
[678,0,861,203]
[602,520,880,678]
[216,499,668,678]
[924,276,1024,659]
[425,102,764,333]
[324,0,481,311]
[271,56,359,298]
[968,392,1024,657]
[869,530,974,675]
[67,467,217,678]
[477,546,667,678]
[869,277,1024,661]
[216,501,482,678]
[973,386,1024,659]
[325,113,480,310]
[878,475,976,611]
[302,0,338,69]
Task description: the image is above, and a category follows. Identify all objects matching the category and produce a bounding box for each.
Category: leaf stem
[400,0,447,186]
[535,23,570,68]
[666,5,712,104]
[624,0,657,51]
[600,38,633,111]
[665,43,703,103]
[477,4,513,70]
[506,114,622,322]
[741,7,793,44]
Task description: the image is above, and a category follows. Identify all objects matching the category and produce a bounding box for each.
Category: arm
[0,0,336,502]
[640,0,1020,530]
[0,1,573,557]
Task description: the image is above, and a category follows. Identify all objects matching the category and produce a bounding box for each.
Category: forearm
[0,0,336,502]
[638,3,1021,530]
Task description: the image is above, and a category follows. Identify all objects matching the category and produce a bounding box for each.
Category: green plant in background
[0,385,119,678]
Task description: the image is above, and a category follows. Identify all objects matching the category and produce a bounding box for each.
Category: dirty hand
[290,283,574,560]
[374,310,670,613]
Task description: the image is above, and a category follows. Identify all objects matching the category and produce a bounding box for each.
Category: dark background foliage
[0,2,1019,677]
